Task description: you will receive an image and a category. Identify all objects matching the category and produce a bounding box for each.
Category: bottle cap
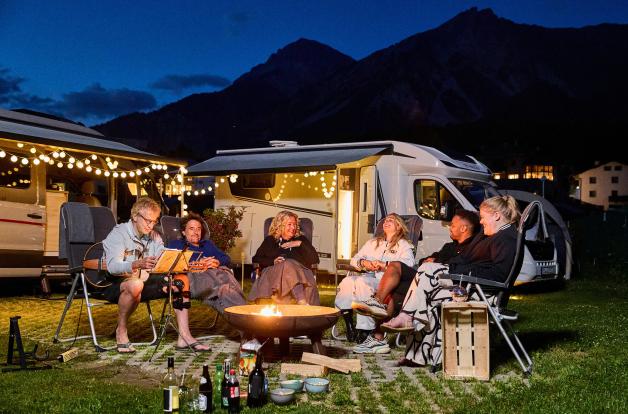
[229,369,236,375]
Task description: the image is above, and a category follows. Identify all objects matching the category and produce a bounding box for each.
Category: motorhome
[0,109,185,279]
[187,140,571,284]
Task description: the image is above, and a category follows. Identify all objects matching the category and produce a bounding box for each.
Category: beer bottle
[247,354,265,407]
[199,364,213,413]
[227,369,240,414]
[162,356,179,413]
[220,359,231,409]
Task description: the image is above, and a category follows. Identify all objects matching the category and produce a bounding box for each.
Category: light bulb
[59,151,66,158]
[30,147,37,154]
[86,166,92,172]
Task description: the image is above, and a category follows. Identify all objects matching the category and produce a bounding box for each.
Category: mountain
[96,8,628,168]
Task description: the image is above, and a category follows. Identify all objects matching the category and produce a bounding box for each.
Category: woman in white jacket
[335,213,415,343]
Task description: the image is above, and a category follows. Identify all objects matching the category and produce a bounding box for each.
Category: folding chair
[160,215,220,329]
[437,201,540,375]
[53,202,158,352]
[332,215,423,343]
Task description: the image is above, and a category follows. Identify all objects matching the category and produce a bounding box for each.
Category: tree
[202,206,244,252]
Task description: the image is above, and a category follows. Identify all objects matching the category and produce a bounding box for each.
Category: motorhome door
[357,166,377,249]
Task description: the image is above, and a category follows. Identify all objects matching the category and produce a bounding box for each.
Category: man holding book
[102,197,210,353]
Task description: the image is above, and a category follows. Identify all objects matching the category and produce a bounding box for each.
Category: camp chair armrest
[440,273,507,289]
[336,263,358,272]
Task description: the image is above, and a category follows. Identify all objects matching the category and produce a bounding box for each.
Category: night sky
[2,0,628,125]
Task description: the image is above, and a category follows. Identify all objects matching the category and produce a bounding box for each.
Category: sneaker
[380,312,414,333]
[352,335,391,354]
[352,297,388,319]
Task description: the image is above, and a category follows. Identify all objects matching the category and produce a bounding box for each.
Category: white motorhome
[0,109,185,279]
[187,140,571,284]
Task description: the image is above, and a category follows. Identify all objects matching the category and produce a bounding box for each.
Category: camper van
[0,109,185,279]
[187,140,572,284]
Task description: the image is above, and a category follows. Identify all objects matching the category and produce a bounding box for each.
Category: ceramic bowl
[270,388,295,405]
[304,377,330,393]
[280,379,304,392]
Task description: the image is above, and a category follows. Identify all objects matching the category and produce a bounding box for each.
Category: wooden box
[441,301,490,381]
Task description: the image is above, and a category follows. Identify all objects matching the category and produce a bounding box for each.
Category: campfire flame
[256,304,283,317]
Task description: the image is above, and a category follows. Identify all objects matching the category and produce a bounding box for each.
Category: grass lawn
[0,211,627,413]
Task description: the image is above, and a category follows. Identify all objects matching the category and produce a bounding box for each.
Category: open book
[151,248,194,274]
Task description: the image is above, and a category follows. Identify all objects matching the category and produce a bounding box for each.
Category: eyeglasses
[137,212,159,226]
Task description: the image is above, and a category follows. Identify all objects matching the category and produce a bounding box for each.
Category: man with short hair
[102,197,209,353]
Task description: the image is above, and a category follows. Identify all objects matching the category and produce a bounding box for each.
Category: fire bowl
[223,305,340,338]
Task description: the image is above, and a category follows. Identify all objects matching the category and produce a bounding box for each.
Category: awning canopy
[187,145,392,176]
[0,109,184,165]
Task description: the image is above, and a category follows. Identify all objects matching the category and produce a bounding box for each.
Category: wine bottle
[162,357,179,413]
[227,369,240,414]
[247,354,265,407]
[199,364,213,413]
[221,358,231,409]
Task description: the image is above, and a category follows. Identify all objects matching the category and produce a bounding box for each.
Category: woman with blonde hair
[335,213,415,346]
[248,210,320,305]
[383,195,521,366]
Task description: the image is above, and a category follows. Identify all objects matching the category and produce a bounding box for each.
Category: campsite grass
[0,211,627,413]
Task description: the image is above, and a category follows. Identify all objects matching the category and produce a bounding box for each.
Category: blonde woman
[248,211,320,305]
[335,213,415,346]
[385,195,520,366]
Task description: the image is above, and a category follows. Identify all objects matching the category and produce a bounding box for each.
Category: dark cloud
[0,67,26,103]
[150,74,231,93]
[54,83,157,118]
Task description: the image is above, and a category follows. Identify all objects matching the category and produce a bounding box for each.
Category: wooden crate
[442,301,490,381]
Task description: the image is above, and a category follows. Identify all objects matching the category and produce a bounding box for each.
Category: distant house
[574,162,628,210]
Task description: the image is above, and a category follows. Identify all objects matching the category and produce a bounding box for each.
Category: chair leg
[53,273,80,343]
[80,273,113,352]
[476,285,533,375]
[207,311,220,330]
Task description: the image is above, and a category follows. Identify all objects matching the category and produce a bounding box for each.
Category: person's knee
[389,261,402,275]
[121,279,144,299]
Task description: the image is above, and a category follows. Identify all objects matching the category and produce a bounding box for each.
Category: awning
[187,145,392,176]
[0,109,184,165]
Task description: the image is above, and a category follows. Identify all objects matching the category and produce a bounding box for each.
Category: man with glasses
[102,197,209,353]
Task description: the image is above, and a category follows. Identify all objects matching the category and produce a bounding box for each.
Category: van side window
[413,179,460,221]
[0,154,31,189]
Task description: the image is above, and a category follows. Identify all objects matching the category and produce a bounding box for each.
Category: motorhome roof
[188,140,490,176]
[0,108,184,165]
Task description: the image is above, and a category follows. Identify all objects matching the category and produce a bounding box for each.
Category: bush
[202,206,244,252]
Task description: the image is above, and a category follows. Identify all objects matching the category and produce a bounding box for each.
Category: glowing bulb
[320,177,324,181]
[33,159,41,165]
[52,152,59,158]
[194,191,199,196]
[112,172,119,178]
[105,157,111,162]
[104,171,111,177]
[129,172,135,177]
[186,191,191,196]
[0,150,5,158]
[120,172,127,178]
[214,182,219,188]
[57,162,63,168]
[43,156,50,162]
[220,177,225,183]
[38,154,45,160]
[21,158,29,165]
[69,157,75,163]
[86,166,92,172]
[59,151,66,158]
[17,143,24,148]
[30,147,37,154]
[76,161,84,168]
[164,173,169,179]
[304,173,309,177]
[95,169,101,175]
[91,154,97,160]
[84,159,90,165]
[48,160,54,165]
[201,189,206,194]
[67,163,73,169]
[10,155,18,162]
[144,167,150,173]
[208,186,213,192]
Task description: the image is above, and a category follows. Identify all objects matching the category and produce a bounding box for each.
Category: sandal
[175,341,211,352]
[380,313,415,333]
[116,342,137,354]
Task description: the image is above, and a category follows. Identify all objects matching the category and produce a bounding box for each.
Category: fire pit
[223,304,340,355]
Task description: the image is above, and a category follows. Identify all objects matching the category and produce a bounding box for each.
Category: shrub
[202,206,244,252]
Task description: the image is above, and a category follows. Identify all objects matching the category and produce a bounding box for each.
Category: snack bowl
[270,388,296,405]
[304,377,329,393]
[280,379,304,392]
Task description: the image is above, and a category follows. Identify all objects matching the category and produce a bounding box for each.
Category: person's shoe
[351,297,388,319]
[352,335,390,354]
[354,329,372,344]
[380,312,414,333]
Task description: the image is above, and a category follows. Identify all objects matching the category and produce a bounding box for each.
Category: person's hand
[189,258,210,272]
[373,260,387,271]
[360,259,377,272]
[134,256,157,270]
[280,240,302,249]
[274,256,286,265]
[206,257,220,269]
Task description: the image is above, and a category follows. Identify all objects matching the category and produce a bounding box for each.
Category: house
[574,161,628,210]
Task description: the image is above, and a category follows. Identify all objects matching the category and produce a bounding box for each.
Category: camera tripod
[149,249,198,361]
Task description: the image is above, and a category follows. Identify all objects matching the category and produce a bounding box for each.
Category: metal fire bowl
[223,305,340,338]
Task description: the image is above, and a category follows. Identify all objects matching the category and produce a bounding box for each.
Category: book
[151,248,194,274]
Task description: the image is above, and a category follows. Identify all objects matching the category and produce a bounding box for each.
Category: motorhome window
[242,174,275,189]
[611,176,619,184]
[589,177,596,184]
[363,182,368,212]
[413,179,459,220]
[0,154,31,189]
[450,178,498,209]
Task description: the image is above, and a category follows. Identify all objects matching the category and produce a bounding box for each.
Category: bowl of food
[304,377,329,393]
[280,379,304,392]
[270,388,296,405]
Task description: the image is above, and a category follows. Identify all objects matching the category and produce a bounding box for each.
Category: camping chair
[160,215,220,329]
[332,215,423,343]
[53,202,158,352]
[435,201,540,375]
